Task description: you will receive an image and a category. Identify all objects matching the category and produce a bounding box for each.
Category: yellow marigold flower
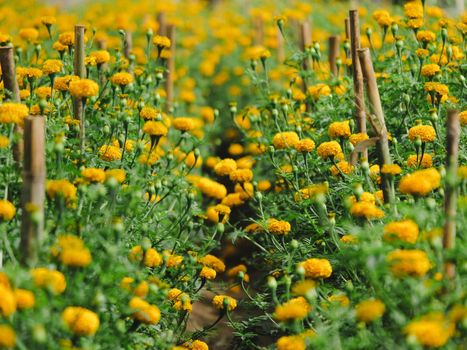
[163,250,184,268]
[308,83,331,99]
[105,169,126,183]
[41,16,56,26]
[199,254,225,273]
[31,268,66,294]
[404,314,455,348]
[214,158,237,176]
[458,165,467,180]
[42,59,63,75]
[60,248,92,267]
[0,103,29,124]
[229,169,253,183]
[129,297,161,324]
[54,75,79,92]
[0,199,16,221]
[349,133,369,146]
[381,164,402,175]
[460,111,467,126]
[153,35,171,48]
[62,306,99,336]
[110,72,133,86]
[383,219,419,244]
[69,79,99,98]
[387,249,431,277]
[46,179,77,202]
[328,294,350,307]
[144,248,162,267]
[58,31,74,46]
[328,120,351,138]
[173,117,196,132]
[99,145,122,161]
[0,325,16,348]
[299,258,332,279]
[350,201,384,219]
[416,30,436,43]
[421,64,440,77]
[424,82,448,96]
[373,10,392,27]
[228,143,243,156]
[407,153,433,168]
[196,178,227,199]
[340,234,358,244]
[0,285,16,317]
[408,125,436,142]
[257,180,271,191]
[90,50,110,64]
[276,335,305,350]
[416,48,429,58]
[317,141,342,160]
[275,296,311,322]
[34,86,52,99]
[267,218,291,235]
[81,168,106,183]
[399,168,440,196]
[226,264,247,279]
[0,135,9,148]
[272,131,299,149]
[404,1,423,19]
[356,299,385,323]
[294,138,315,152]
[52,41,67,52]
[142,121,168,136]
[291,280,317,296]
[19,27,39,41]
[140,107,159,120]
[200,266,217,280]
[212,295,237,311]
[330,160,353,176]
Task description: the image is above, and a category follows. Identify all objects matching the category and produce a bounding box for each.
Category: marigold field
[0,0,466,349]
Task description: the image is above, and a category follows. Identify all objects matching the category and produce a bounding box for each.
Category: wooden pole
[299,21,312,93]
[123,30,132,59]
[344,18,350,41]
[357,48,394,204]
[165,25,175,113]
[328,35,340,76]
[157,12,167,36]
[443,110,460,279]
[252,17,264,46]
[73,25,86,154]
[0,45,23,163]
[349,10,367,158]
[20,116,45,266]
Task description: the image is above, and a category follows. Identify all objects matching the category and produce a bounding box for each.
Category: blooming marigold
[99,145,122,161]
[0,285,16,317]
[0,103,29,124]
[317,141,342,160]
[0,199,16,221]
[46,179,77,202]
[173,117,196,132]
[350,201,384,219]
[299,258,332,279]
[200,266,216,280]
[60,248,92,267]
[54,75,79,92]
[328,120,351,138]
[212,295,237,311]
[272,131,299,149]
[356,299,385,323]
[383,219,419,244]
[81,168,106,183]
[19,27,39,41]
[58,31,74,46]
[42,59,63,75]
[129,297,161,324]
[199,254,226,273]
[31,268,66,294]
[275,296,311,321]
[62,306,99,336]
[424,82,449,96]
[196,178,227,199]
[0,325,16,348]
[421,64,440,77]
[105,169,126,183]
[387,249,431,277]
[110,72,134,86]
[276,335,305,350]
[294,138,315,152]
[407,154,432,168]
[69,79,99,98]
[144,248,163,267]
[308,83,331,99]
[349,132,369,146]
[460,110,467,126]
[90,50,110,64]
[416,30,436,43]
[142,121,168,136]
[153,35,171,48]
[399,168,440,196]
[404,313,455,347]
[408,125,436,142]
[267,218,291,235]
[0,135,9,149]
[214,158,237,176]
[229,169,253,183]
[381,164,402,175]
[331,160,353,176]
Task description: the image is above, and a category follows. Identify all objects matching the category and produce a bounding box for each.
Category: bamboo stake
[20,116,45,266]
[73,25,86,154]
[277,27,285,64]
[252,16,264,46]
[349,10,367,158]
[328,35,340,76]
[344,18,350,40]
[157,12,167,36]
[123,30,132,59]
[165,24,176,113]
[443,110,460,279]
[0,45,23,163]
[357,48,394,204]
[299,21,312,93]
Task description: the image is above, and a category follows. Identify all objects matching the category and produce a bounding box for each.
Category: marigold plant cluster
[0,0,466,349]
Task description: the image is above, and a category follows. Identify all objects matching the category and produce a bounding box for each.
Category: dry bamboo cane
[349,10,367,159]
[299,21,312,93]
[357,48,394,204]
[123,30,133,59]
[73,25,86,154]
[165,25,176,113]
[344,18,350,40]
[0,45,23,163]
[443,110,460,279]
[20,116,45,266]
[253,17,264,46]
[328,35,340,76]
[157,12,167,36]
